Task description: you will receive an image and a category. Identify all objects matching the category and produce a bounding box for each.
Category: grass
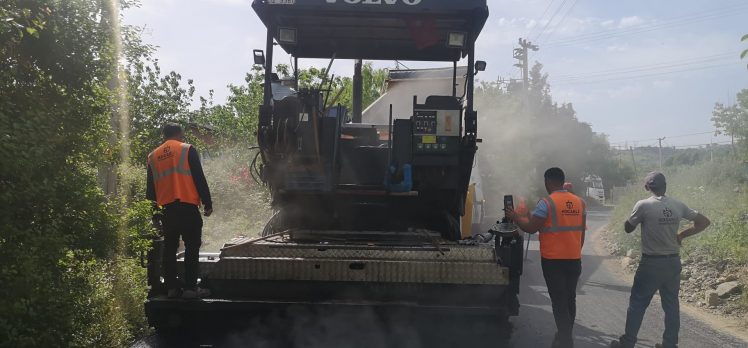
[607,159,748,265]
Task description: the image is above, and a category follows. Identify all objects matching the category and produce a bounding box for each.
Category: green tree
[712,89,748,158]
[0,0,148,346]
[741,34,747,69]
[127,59,197,163]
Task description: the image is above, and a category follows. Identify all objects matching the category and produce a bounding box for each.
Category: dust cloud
[199,148,273,251]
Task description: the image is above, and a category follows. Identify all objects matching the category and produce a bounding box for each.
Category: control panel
[413,109,460,155]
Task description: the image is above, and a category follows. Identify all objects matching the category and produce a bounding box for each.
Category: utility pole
[657,137,665,169]
[630,146,638,178]
[513,38,539,91]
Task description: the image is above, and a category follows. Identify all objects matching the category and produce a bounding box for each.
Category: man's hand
[677,214,711,245]
[204,208,213,217]
[504,207,518,221]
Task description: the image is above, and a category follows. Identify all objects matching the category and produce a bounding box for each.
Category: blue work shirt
[531,190,569,219]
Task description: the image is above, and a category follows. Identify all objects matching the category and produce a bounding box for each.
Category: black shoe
[610,337,634,348]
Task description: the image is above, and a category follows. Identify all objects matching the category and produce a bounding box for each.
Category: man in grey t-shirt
[611,172,710,348]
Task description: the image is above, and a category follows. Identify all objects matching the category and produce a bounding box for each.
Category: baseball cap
[644,171,666,189]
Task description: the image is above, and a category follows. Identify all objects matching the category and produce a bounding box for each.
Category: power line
[538,0,579,44]
[528,0,557,39]
[669,140,732,148]
[544,4,748,48]
[552,61,739,85]
[612,140,731,150]
[554,52,739,81]
[609,131,717,145]
[531,0,579,62]
[534,0,569,43]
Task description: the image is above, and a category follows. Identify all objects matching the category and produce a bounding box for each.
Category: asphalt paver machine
[145,0,524,341]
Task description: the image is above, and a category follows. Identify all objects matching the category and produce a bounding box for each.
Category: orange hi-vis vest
[539,191,585,260]
[148,140,200,207]
[516,197,530,224]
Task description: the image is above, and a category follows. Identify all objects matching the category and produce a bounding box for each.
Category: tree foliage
[712,89,748,158]
[0,0,149,346]
[741,33,747,69]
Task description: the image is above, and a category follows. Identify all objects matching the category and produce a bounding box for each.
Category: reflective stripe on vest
[149,143,191,182]
[541,196,585,233]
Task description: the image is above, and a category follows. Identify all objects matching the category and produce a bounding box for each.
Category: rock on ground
[706,290,721,307]
[716,281,742,298]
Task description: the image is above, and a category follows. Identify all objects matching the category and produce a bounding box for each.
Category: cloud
[652,80,673,89]
[619,16,645,28]
[601,20,616,29]
[606,44,628,52]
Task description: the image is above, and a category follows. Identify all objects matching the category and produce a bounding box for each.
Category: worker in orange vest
[515,196,530,226]
[508,167,586,348]
[563,182,574,193]
[146,124,213,299]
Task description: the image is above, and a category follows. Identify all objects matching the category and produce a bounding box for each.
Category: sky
[124,0,748,147]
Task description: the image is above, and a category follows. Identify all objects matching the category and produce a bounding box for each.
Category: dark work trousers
[621,256,681,348]
[162,202,203,290]
[541,258,582,347]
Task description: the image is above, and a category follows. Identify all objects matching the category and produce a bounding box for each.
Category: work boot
[655,344,677,348]
[167,288,182,299]
[551,333,574,348]
[182,287,211,299]
[609,337,634,348]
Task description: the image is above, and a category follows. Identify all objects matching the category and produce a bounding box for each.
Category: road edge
[589,224,748,344]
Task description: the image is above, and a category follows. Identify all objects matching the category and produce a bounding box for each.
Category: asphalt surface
[134,209,748,348]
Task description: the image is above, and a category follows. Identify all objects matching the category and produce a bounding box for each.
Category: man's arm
[187,146,213,214]
[146,164,156,202]
[581,201,587,247]
[678,213,710,244]
[624,200,643,233]
[507,208,546,234]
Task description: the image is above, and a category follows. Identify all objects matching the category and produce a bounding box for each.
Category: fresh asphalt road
[134,208,747,348]
[510,208,747,348]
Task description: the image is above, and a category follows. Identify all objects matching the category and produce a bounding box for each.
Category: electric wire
[534,0,570,43]
[537,0,580,45]
[554,52,740,81]
[528,0,557,39]
[610,131,722,146]
[544,4,748,48]
[552,61,738,85]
